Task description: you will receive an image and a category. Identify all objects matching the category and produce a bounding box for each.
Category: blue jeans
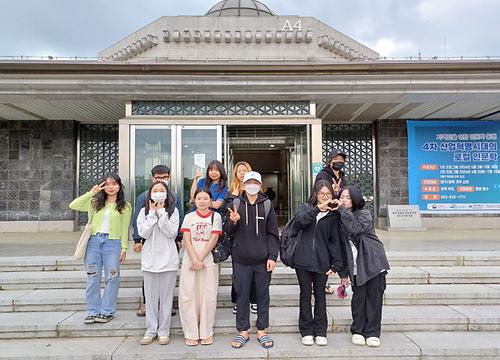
[84,233,121,316]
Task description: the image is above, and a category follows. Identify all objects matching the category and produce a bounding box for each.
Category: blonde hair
[229,161,252,195]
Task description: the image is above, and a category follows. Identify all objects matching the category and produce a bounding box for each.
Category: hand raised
[91,181,106,194]
[194,167,203,179]
[228,204,240,224]
[317,200,334,212]
[330,199,341,211]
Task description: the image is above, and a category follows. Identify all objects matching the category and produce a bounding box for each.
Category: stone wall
[376,119,409,217]
[0,120,76,222]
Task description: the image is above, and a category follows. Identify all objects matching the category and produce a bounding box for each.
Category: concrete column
[311,120,322,182]
[118,120,131,202]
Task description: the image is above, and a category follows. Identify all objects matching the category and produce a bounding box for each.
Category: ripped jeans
[84,233,121,316]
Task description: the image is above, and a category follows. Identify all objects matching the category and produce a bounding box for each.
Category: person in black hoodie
[293,179,349,346]
[314,149,347,198]
[314,149,348,295]
[333,186,390,348]
[224,171,279,350]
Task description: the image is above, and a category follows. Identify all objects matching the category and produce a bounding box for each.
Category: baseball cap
[327,149,347,161]
[243,171,262,184]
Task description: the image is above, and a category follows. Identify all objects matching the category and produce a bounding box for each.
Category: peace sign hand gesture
[91,181,106,194]
[228,204,241,224]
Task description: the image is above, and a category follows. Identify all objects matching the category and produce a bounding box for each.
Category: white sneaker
[366,337,381,347]
[315,336,328,346]
[352,334,365,346]
[301,335,314,346]
[140,335,155,345]
[158,336,170,345]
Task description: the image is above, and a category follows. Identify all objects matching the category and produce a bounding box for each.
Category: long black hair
[307,179,335,205]
[91,173,127,213]
[143,181,176,216]
[204,160,227,192]
[340,185,366,211]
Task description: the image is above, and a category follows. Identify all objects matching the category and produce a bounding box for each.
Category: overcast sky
[0,0,498,59]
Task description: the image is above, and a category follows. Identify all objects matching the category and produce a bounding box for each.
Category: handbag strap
[87,207,95,225]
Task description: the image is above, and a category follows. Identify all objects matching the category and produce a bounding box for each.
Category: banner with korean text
[407,120,500,213]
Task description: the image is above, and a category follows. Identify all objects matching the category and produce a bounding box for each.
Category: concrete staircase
[1,251,500,359]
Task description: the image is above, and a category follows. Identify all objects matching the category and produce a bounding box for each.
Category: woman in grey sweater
[333,186,390,348]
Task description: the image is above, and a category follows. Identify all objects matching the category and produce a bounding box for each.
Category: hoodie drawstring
[244,199,260,236]
[256,202,259,236]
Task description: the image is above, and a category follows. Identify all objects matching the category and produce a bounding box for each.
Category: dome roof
[206,0,275,17]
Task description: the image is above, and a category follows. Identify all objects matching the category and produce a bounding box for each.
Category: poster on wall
[407,120,500,213]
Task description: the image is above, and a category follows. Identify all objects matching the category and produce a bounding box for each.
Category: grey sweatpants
[143,270,177,338]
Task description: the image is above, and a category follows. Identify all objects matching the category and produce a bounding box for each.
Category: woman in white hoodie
[137,181,180,346]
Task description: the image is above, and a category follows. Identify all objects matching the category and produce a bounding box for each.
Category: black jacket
[338,207,390,286]
[292,203,348,277]
[314,166,347,198]
[224,193,279,265]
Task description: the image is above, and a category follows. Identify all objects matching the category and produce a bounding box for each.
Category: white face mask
[160,179,170,186]
[245,184,261,195]
[151,192,167,202]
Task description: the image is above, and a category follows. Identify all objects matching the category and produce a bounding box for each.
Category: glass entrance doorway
[129,124,310,223]
[131,125,221,213]
[225,125,310,226]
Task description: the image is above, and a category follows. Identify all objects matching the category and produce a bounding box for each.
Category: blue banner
[407,120,500,213]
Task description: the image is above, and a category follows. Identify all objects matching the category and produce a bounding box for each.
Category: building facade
[1,0,500,231]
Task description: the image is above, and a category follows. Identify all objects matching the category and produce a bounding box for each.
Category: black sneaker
[83,315,96,324]
[94,313,113,323]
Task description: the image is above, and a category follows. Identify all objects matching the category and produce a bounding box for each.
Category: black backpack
[279,214,302,268]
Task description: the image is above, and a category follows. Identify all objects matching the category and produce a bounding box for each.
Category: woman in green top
[69,173,132,324]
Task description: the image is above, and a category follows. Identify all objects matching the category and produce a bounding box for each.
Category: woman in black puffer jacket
[292,179,349,346]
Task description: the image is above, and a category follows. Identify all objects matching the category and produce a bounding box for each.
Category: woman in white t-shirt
[179,188,223,346]
[137,181,179,346]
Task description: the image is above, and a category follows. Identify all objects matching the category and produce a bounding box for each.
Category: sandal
[200,335,214,345]
[185,338,199,346]
[325,283,335,295]
[231,334,250,349]
[257,334,274,349]
[136,307,146,317]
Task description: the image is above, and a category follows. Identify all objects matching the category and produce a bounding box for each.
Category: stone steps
[1,305,499,339]
[2,265,500,290]
[2,250,500,358]
[2,284,500,313]
[2,250,500,272]
[1,331,500,359]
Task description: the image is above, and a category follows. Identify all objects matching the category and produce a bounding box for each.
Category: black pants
[295,268,328,337]
[351,272,386,338]
[231,259,257,304]
[233,261,271,332]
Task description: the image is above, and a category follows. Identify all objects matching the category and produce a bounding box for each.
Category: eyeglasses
[153,175,169,181]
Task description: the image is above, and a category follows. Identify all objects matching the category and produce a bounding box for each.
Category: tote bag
[74,210,94,260]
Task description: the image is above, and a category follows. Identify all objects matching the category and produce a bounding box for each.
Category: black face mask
[331,162,344,171]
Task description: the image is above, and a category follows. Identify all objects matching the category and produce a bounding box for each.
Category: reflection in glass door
[289,126,310,216]
[131,126,172,201]
[178,126,222,213]
[131,125,222,213]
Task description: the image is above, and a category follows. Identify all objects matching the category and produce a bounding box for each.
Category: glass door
[288,125,311,216]
[177,126,222,214]
[131,126,174,202]
[131,125,222,214]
